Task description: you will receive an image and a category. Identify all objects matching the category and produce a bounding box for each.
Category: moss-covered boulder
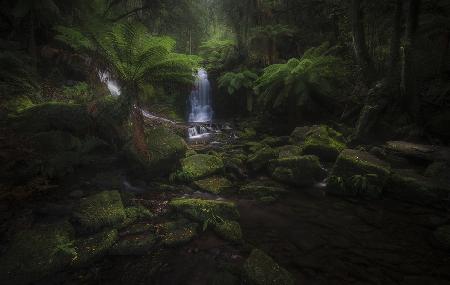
[269,155,326,187]
[331,149,391,181]
[169,198,239,222]
[248,147,278,172]
[290,125,346,161]
[327,174,383,199]
[30,130,81,154]
[158,219,199,247]
[126,126,187,176]
[245,141,266,153]
[239,182,287,198]
[432,225,450,250]
[193,176,233,194]
[72,229,118,267]
[121,205,154,227]
[214,220,242,243]
[179,154,224,180]
[385,169,450,207]
[276,145,303,159]
[72,191,126,233]
[13,102,91,136]
[261,136,289,147]
[109,233,155,255]
[243,249,294,285]
[0,221,75,285]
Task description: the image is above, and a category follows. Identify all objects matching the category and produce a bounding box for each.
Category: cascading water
[99,72,121,97]
[188,68,213,123]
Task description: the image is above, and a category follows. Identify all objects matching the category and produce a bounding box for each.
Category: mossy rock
[238,127,257,140]
[269,155,327,187]
[290,125,346,161]
[0,221,75,285]
[72,229,118,267]
[185,149,198,157]
[331,149,391,182]
[239,182,287,198]
[30,131,81,154]
[158,219,199,247]
[121,223,153,236]
[13,102,91,136]
[248,147,278,172]
[121,205,154,227]
[126,126,187,176]
[385,169,450,207]
[243,249,294,285]
[276,145,303,159]
[261,136,289,147]
[169,198,239,222]
[245,141,266,153]
[327,174,383,199]
[109,233,155,255]
[72,191,127,233]
[180,154,224,180]
[432,225,450,250]
[193,176,233,194]
[214,220,242,243]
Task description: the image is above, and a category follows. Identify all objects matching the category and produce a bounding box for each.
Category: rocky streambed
[1,105,450,285]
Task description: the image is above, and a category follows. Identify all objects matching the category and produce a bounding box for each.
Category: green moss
[121,205,154,228]
[261,136,288,147]
[185,149,198,157]
[327,174,383,199]
[239,182,286,198]
[276,145,303,159]
[0,221,75,285]
[245,141,266,153]
[214,220,242,243]
[110,233,155,255]
[238,127,257,140]
[248,147,278,172]
[180,154,224,180]
[72,191,127,233]
[169,198,239,222]
[127,126,187,176]
[302,125,346,161]
[72,229,118,267]
[193,176,233,194]
[331,149,391,182]
[269,155,326,187]
[158,219,199,247]
[243,249,295,285]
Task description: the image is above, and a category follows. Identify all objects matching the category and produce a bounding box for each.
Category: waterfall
[99,71,121,97]
[188,68,213,123]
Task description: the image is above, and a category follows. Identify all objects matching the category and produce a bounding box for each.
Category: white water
[188,68,213,123]
[99,72,121,97]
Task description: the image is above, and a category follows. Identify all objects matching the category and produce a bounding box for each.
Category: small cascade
[188,125,211,139]
[99,71,121,97]
[188,68,213,123]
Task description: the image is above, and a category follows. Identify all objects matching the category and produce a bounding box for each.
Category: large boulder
[127,126,187,176]
[0,221,75,285]
[290,125,346,161]
[248,147,278,172]
[72,229,118,266]
[328,149,390,199]
[243,249,294,285]
[276,145,303,159]
[385,169,450,208]
[269,155,327,187]
[72,191,126,233]
[158,219,199,247]
[193,176,233,194]
[179,154,224,180]
[169,198,239,222]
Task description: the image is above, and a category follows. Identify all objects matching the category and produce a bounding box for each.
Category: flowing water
[188,68,213,123]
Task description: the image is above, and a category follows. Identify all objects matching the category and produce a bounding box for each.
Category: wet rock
[223,157,247,179]
[385,141,450,162]
[0,221,75,285]
[169,198,239,222]
[72,191,126,233]
[431,225,450,250]
[214,220,242,243]
[243,249,294,285]
[109,233,155,255]
[386,169,450,207]
[126,126,187,176]
[179,154,224,180]
[290,125,346,161]
[269,155,327,187]
[261,136,289,147]
[158,219,198,247]
[248,147,278,172]
[193,176,233,194]
[72,229,118,266]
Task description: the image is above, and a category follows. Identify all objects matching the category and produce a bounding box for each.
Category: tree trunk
[351,0,375,85]
[401,0,421,121]
[388,0,403,81]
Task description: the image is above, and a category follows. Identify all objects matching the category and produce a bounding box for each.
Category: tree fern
[255,42,347,111]
[218,69,258,112]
